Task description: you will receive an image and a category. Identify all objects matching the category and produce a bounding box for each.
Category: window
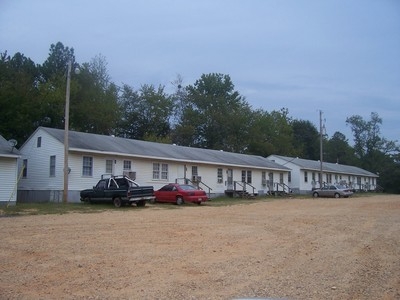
[123,160,131,171]
[247,171,252,184]
[106,160,113,174]
[49,155,56,177]
[304,171,308,183]
[192,166,198,176]
[37,136,42,148]
[262,171,266,185]
[312,172,316,182]
[22,159,28,178]
[288,171,291,183]
[241,170,252,183]
[161,163,168,180]
[82,156,93,176]
[279,173,283,184]
[153,163,169,180]
[217,168,223,183]
[153,163,160,179]
[327,174,332,183]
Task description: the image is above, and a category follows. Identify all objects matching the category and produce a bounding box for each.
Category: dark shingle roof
[41,127,289,171]
[270,155,378,177]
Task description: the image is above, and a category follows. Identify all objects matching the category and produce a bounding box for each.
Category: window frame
[82,156,93,177]
[49,155,56,177]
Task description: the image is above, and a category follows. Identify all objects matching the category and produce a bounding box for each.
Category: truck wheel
[176,196,184,205]
[113,197,122,208]
[137,200,146,207]
[334,193,340,198]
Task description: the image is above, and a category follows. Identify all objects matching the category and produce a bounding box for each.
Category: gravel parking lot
[1,194,399,299]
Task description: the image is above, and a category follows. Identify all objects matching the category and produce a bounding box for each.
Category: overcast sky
[1,0,399,143]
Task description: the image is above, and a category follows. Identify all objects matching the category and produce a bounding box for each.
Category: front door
[227,169,233,190]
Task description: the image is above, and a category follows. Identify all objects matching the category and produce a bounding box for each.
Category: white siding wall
[0,157,18,205]
[18,129,65,190]
[18,130,290,202]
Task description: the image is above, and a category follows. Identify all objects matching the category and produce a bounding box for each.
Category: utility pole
[63,61,72,203]
[319,110,323,188]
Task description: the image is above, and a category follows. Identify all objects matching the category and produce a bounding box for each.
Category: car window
[109,179,118,188]
[180,185,196,190]
[160,185,173,191]
[115,178,128,188]
[96,180,106,189]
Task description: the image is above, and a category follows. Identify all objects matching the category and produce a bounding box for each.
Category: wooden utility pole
[63,61,71,203]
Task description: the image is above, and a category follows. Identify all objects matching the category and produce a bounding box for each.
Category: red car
[154,183,208,205]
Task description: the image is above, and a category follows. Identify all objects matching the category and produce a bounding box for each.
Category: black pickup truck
[80,175,155,207]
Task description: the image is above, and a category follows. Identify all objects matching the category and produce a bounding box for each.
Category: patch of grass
[0,202,111,217]
[0,193,319,216]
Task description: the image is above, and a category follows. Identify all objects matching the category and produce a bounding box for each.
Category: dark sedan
[154,183,208,205]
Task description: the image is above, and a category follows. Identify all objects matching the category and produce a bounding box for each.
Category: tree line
[1,42,399,193]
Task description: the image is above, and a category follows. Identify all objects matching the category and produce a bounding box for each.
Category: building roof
[0,135,20,158]
[38,127,290,171]
[269,155,378,177]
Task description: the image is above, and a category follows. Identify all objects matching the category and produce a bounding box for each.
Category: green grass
[1,192,379,217]
[0,202,111,217]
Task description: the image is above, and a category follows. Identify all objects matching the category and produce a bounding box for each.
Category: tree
[173,73,252,152]
[37,42,77,129]
[346,112,400,192]
[346,112,399,171]
[72,55,120,134]
[247,108,296,157]
[290,119,320,159]
[117,83,173,141]
[0,51,41,143]
[324,131,359,165]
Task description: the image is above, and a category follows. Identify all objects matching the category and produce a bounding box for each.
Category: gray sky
[1,0,399,143]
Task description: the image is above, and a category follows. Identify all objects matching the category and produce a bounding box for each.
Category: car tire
[176,196,184,205]
[312,192,319,198]
[113,197,122,208]
[83,197,92,204]
[137,200,146,207]
[334,193,340,198]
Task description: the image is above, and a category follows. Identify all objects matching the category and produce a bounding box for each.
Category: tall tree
[37,42,77,129]
[247,108,296,157]
[173,73,252,152]
[324,131,359,165]
[117,83,173,141]
[291,119,320,159]
[346,112,399,192]
[72,55,120,134]
[0,51,41,143]
[346,112,399,171]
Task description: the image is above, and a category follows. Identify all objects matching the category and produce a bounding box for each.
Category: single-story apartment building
[17,127,291,203]
[268,154,379,194]
[0,135,21,206]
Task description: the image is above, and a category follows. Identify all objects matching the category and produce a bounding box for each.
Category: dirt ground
[1,194,399,300]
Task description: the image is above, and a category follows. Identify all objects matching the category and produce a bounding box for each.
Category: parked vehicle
[312,185,353,198]
[154,183,208,205]
[80,175,155,207]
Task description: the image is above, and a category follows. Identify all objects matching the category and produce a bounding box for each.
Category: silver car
[312,185,353,198]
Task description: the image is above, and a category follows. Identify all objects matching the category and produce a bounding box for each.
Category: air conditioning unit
[192,175,202,182]
[123,171,136,180]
